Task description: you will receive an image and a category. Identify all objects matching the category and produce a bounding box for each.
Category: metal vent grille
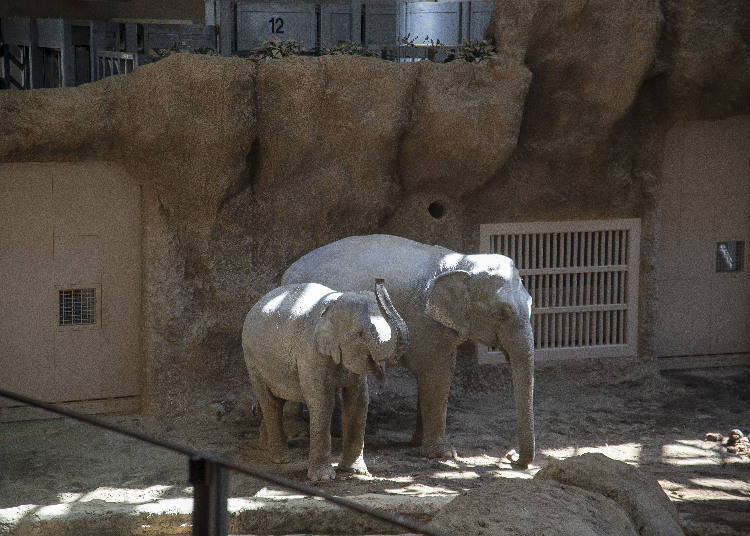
[479,219,640,361]
[59,288,96,326]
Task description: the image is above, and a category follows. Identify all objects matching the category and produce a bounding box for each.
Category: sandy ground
[1,363,748,534]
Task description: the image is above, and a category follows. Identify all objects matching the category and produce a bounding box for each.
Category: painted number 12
[269,17,284,33]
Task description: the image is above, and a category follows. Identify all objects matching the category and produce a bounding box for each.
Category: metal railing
[374,44,459,63]
[95,51,137,80]
[0,388,447,536]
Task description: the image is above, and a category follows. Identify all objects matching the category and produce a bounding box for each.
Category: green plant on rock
[193,47,218,55]
[458,39,497,62]
[149,42,217,59]
[319,41,375,57]
[398,34,442,47]
[255,39,305,58]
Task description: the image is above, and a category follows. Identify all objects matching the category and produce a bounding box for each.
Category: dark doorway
[39,47,61,88]
[72,24,91,86]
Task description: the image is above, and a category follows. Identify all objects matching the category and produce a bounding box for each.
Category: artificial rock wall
[1,0,748,416]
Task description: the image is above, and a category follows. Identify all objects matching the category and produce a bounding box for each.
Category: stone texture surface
[1,0,749,415]
[429,477,638,536]
[535,453,685,536]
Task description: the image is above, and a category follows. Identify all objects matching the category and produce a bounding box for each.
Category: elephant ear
[424,270,471,340]
[314,301,342,365]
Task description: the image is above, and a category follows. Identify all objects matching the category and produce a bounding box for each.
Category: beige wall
[0,162,142,408]
[655,116,750,357]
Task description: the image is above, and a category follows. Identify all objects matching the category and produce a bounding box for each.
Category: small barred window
[59,288,96,325]
[716,242,744,273]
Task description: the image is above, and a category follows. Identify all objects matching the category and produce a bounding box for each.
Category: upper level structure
[1,0,495,89]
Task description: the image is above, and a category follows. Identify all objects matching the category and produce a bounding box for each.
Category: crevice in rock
[220,136,262,214]
[392,64,421,191]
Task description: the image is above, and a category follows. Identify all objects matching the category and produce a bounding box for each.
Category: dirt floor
[1,363,749,535]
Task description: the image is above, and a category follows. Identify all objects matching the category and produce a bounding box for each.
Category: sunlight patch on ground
[253,487,307,499]
[690,478,750,494]
[431,470,480,480]
[346,474,415,483]
[57,493,83,503]
[541,442,642,464]
[488,469,534,479]
[661,439,722,466]
[0,504,37,525]
[454,454,504,467]
[78,485,174,503]
[135,498,192,514]
[383,483,459,496]
[658,478,750,503]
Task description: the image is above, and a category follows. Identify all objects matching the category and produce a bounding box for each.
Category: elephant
[282,234,535,467]
[241,279,408,481]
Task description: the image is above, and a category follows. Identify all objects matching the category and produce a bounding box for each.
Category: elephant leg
[339,378,370,476]
[283,401,308,442]
[330,388,343,438]
[416,363,455,458]
[252,381,289,464]
[409,391,423,446]
[306,390,336,482]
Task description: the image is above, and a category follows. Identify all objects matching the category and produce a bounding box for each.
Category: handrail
[95,50,136,60]
[0,388,448,536]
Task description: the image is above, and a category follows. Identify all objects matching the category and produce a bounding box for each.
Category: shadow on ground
[1,365,748,534]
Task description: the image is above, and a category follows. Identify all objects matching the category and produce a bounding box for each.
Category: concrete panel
[710,276,750,354]
[467,1,493,41]
[405,2,460,44]
[51,162,142,402]
[365,1,398,45]
[1,18,31,45]
[653,278,712,357]
[36,18,64,49]
[321,3,352,47]
[655,115,750,358]
[237,2,317,51]
[0,164,55,407]
[145,24,217,50]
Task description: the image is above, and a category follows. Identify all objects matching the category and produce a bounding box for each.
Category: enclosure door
[0,162,142,412]
[655,116,750,358]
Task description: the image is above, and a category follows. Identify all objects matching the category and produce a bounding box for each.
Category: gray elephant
[241,279,408,481]
[282,234,535,467]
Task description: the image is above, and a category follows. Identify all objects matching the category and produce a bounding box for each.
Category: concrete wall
[655,116,750,358]
[0,162,142,409]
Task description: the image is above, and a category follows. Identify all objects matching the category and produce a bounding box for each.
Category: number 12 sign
[268,17,284,33]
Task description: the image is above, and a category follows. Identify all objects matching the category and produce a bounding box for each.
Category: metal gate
[479,219,640,361]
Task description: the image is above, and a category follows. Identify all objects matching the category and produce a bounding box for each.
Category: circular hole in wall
[428,201,445,219]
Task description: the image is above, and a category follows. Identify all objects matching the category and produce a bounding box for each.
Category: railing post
[189,456,229,536]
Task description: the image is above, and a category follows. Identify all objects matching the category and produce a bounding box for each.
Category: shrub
[254,39,305,59]
[319,41,375,57]
[458,39,497,62]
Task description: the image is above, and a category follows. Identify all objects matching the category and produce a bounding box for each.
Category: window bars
[479,219,640,361]
[58,288,96,325]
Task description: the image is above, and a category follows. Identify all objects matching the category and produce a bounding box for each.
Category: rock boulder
[535,453,684,536]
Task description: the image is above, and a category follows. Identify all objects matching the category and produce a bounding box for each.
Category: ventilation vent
[59,288,96,326]
[479,219,640,361]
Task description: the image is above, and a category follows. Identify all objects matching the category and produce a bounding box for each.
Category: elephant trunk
[374,278,409,357]
[505,324,535,468]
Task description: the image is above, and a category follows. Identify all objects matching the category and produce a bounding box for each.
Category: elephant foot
[419,440,455,459]
[505,449,532,469]
[308,462,336,482]
[264,448,291,464]
[338,456,370,476]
